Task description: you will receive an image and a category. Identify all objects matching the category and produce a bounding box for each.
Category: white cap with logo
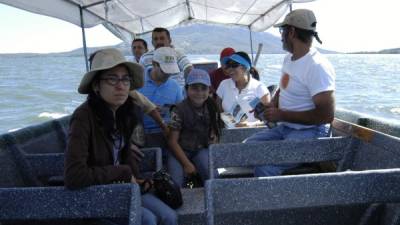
[274,9,317,31]
[152,47,180,74]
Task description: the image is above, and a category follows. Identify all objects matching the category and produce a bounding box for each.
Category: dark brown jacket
[65,101,140,190]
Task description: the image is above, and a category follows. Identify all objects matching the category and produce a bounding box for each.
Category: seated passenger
[138,47,184,154]
[65,48,177,225]
[167,69,222,187]
[209,47,235,95]
[140,27,193,87]
[132,38,148,63]
[216,51,270,123]
[244,9,335,177]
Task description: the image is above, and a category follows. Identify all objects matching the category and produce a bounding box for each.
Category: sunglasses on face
[225,61,241,69]
[279,26,292,34]
[100,75,131,86]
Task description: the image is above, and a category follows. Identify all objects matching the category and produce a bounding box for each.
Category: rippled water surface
[0,54,399,133]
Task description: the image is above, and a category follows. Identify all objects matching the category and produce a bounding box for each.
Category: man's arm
[271,89,280,107]
[130,91,169,136]
[264,91,335,125]
[130,90,156,113]
[176,50,192,79]
[148,109,170,137]
[183,65,193,78]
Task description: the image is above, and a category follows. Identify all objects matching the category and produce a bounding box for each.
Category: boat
[1,1,400,225]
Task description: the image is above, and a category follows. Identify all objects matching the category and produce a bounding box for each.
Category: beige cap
[78,48,144,94]
[274,9,317,31]
[152,47,180,74]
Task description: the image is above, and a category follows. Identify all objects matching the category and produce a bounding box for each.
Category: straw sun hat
[78,48,144,94]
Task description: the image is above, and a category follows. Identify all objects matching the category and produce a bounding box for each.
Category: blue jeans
[244,124,329,177]
[167,148,209,187]
[142,193,178,225]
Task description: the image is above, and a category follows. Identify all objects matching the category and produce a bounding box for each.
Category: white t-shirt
[217,77,269,122]
[279,48,335,129]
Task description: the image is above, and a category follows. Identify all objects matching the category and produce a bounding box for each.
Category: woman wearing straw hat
[65,48,177,225]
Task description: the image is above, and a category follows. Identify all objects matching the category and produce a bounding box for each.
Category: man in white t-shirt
[139,27,193,87]
[245,9,336,177]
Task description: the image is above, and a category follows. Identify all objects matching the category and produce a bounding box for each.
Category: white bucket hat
[78,48,144,94]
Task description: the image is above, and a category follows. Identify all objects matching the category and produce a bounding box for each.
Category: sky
[0,0,399,54]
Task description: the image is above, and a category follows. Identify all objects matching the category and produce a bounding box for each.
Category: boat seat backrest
[8,116,70,154]
[219,127,264,143]
[205,169,400,225]
[209,137,352,178]
[0,136,26,187]
[14,147,162,187]
[193,62,218,74]
[0,184,141,225]
[332,118,400,171]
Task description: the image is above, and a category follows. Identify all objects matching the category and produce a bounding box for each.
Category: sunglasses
[225,61,241,69]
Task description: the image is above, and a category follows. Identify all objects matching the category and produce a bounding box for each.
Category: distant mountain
[1,24,338,56]
[349,47,400,54]
[378,48,400,54]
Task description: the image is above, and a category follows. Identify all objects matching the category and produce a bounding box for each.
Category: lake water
[0,54,399,134]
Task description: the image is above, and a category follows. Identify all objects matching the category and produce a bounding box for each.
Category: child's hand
[130,175,137,184]
[183,162,197,175]
[209,133,218,144]
[161,123,170,138]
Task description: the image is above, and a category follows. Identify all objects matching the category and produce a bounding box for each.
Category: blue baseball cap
[222,53,251,70]
[186,69,211,86]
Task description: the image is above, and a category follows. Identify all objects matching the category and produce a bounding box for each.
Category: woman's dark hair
[234,51,260,81]
[235,51,251,66]
[205,97,223,141]
[88,75,141,142]
[249,67,260,81]
[152,27,171,40]
[132,38,148,50]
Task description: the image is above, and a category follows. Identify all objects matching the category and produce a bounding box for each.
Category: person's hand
[130,175,137,184]
[160,123,170,138]
[264,104,282,122]
[130,143,144,162]
[183,162,197,176]
[209,132,218,144]
[137,179,153,194]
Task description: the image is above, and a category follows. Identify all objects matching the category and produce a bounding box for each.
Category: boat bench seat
[0,184,141,225]
[209,137,351,179]
[4,147,206,225]
[215,118,400,178]
[331,118,400,171]
[8,117,70,154]
[15,147,162,187]
[177,188,205,225]
[205,169,400,225]
[220,127,264,143]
